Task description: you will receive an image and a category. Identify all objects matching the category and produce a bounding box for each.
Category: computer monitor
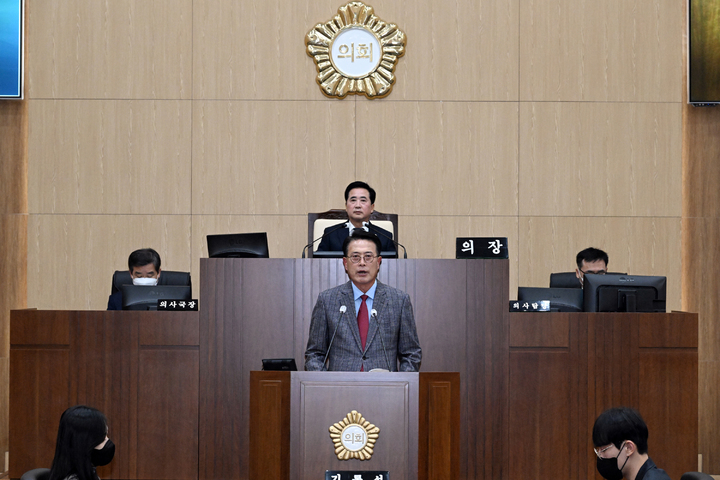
[121,285,192,311]
[207,232,269,258]
[261,358,298,371]
[582,273,666,313]
[517,287,584,312]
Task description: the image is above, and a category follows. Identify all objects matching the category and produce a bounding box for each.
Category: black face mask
[91,439,115,467]
[596,442,628,480]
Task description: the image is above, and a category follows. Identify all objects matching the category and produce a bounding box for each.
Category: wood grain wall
[22,0,683,313]
[2,0,704,473]
[0,90,28,474]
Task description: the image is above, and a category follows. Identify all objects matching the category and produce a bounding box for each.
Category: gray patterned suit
[304,280,422,372]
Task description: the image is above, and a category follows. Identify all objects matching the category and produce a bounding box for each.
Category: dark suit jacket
[107,291,123,310]
[316,222,395,253]
[304,280,422,372]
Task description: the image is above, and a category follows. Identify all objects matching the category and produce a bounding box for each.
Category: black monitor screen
[121,285,192,311]
[207,232,269,258]
[517,287,583,312]
[582,273,666,313]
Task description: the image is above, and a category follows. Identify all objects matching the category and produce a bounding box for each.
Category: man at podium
[305,230,421,372]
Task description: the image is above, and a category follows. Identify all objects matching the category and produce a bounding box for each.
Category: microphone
[301,221,349,258]
[322,305,347,371]
[371,309,392,371]
[365,222,407,259]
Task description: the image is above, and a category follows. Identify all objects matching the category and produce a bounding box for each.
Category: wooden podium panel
[508,312,698,480]
[201,258,507,480]
[249,371,460,480]
[9,310,199,480]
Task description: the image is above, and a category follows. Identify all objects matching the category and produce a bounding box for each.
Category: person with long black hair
[49,406,115,480]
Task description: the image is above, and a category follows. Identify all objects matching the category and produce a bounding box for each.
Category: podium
[249,371,460,480]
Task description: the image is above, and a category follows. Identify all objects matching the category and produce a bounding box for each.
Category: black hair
[49,405,108,480]
[576,247,609,270]
[128,248,161,272]
[342,229,382,257]
[344,181,376,204]
[592,407,649,454]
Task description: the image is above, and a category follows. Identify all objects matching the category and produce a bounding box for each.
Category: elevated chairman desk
[10,258,697,480]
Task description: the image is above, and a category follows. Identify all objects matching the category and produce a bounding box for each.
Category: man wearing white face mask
[107,248,162,310]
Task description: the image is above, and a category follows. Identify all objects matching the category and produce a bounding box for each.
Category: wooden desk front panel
[9,310,199,480]
[508,312,698,480]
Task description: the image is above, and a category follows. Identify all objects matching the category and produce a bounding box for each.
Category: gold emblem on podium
[305,2,406,99]
[329,410,380,460]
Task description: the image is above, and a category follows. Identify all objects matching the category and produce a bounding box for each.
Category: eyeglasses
[594,441,626,458]
[346,254,377,264]
[594,444,614,458]
[581,269,607,275]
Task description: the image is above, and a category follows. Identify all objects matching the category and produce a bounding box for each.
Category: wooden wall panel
[28,100,192,214]
[638,349,698,480]
[0,215,27,357]
[193,0,518,101]
[0,97,27,474]
[357,101,519,216]
[519,0,682,102]
[509,351,574,480]
[9,348,69,476]
[518,216,682,312]
[27,214,191,310]
[368,0,519,101]
[138,349,199,480]
[192,0,334,100]
[191,101,356,215]
[27,0,193,99]
[0,100,27,213]
[399,216,519,297]
[519,102,682,217]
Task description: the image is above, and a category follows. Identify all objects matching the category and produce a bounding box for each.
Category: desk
[10,259,697,480]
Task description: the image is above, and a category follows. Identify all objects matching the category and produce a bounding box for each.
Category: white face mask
[132,277,158,286]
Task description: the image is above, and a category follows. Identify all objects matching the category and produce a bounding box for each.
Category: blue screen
[0,0,22,98]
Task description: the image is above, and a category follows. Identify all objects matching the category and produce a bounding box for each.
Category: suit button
[362,356,367,360]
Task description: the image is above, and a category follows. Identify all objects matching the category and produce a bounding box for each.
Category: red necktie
[357,295,369,370]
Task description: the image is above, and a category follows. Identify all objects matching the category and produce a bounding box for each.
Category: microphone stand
[365,222,407,259]
[301,221,349,258]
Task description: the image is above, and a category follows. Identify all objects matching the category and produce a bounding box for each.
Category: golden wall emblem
[305,2,406,99]
[329,410,380,460]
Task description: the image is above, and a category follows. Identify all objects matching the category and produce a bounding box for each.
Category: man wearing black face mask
[592,407,670,480]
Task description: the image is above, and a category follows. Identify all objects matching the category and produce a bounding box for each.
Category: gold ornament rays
[306,2,406,99]
[329,410,380,460]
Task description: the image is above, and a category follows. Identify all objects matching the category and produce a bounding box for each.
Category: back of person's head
[128,248,161,272]
[342,229,382,257]
[592,407,649,454]
[49,405,108,480]
[576,247,609,269]
[344,181,376,204]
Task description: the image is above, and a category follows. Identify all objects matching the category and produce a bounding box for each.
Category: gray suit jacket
[304,280,422,372]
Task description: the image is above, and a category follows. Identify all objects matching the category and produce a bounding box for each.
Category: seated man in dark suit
[107,248,162,310]
[316,181,395,253]
[305,230,421,372]
[576,247,609,287]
